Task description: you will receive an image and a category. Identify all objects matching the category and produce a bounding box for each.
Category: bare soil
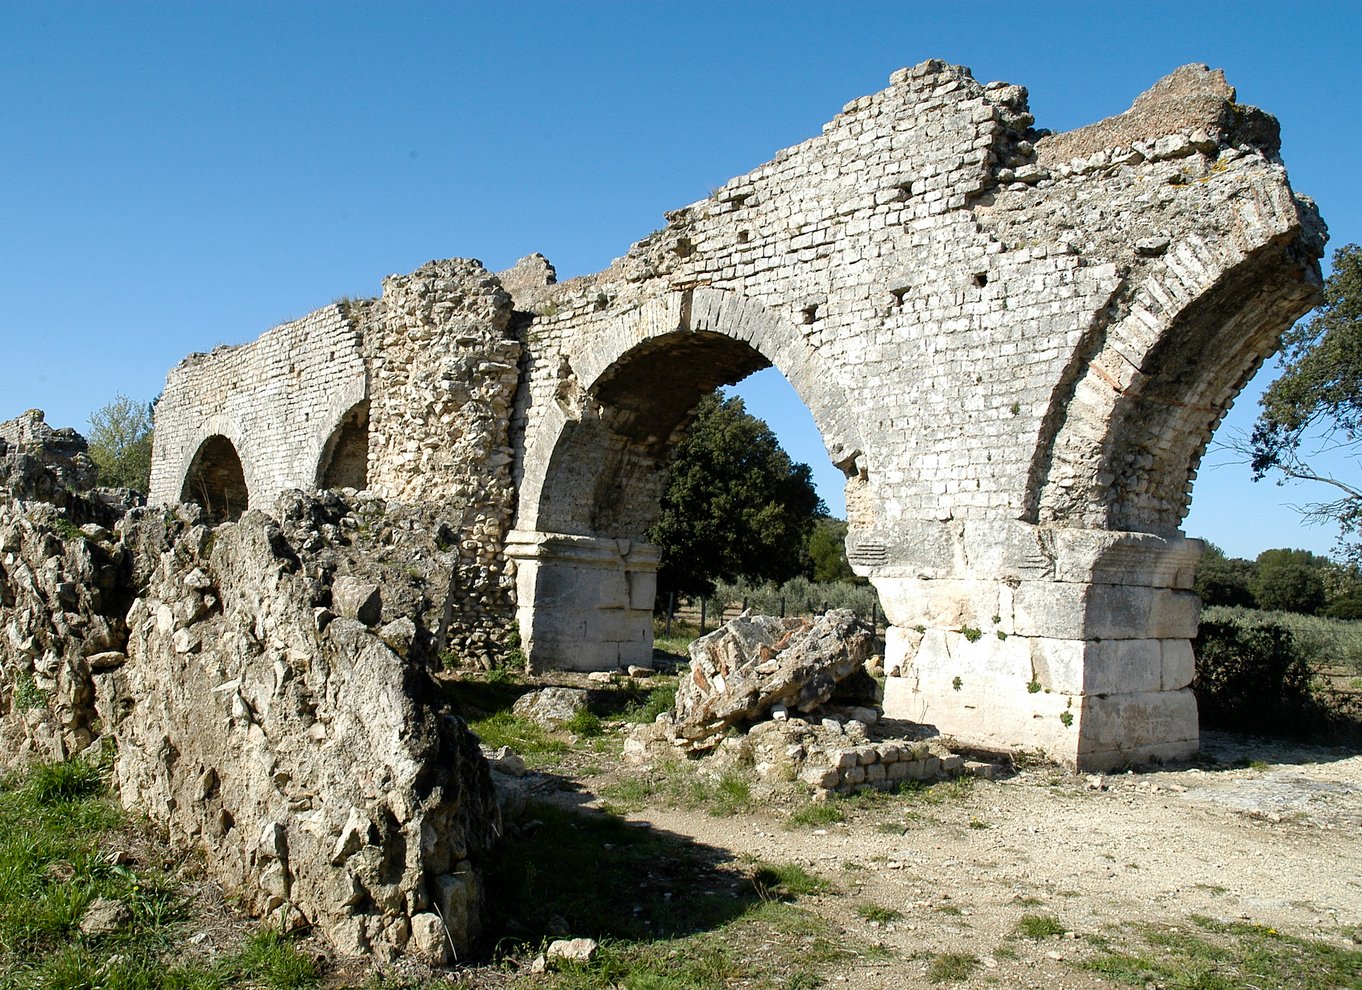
[531,728,1362,988]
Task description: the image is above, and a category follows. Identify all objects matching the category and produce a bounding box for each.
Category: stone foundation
[506,530,657,671]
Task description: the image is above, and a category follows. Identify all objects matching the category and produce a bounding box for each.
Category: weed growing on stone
[12,669,47,711]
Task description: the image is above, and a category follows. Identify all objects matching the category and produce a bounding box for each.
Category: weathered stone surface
[511,686,588,726]
[673,610,874,751]
[80,896,131,936]
[109,497,501,960]
[332,577,381,626]
[546,937,599,966]
[2,450,504,962]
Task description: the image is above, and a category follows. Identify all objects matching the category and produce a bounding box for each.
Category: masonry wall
[148,60,1326,767]
[149,306,367,508]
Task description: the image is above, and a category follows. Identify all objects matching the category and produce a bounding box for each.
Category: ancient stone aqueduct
[155,60,1323,768]
[4,60,1326,958]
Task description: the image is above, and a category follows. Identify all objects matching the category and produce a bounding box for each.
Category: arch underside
[181,435,249,524]
[1031,233,1323,537]
[536,330,772,540]
[317,400,369,491]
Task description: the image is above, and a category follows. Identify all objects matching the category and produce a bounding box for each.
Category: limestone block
[1029,638,1162,694]
[1161,639,1195,690]
[332,578,382,627]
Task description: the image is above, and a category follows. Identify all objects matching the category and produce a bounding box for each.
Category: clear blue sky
[2,2,1359,560]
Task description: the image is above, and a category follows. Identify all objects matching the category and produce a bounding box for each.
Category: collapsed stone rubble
[1,423,501,963]
[627,609,975,798]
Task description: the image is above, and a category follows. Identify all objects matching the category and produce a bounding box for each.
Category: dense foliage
[1194,543,1362,618]
[86,393,154,492]
[1251,243,1362,561]
[650,393,824,597]
[1192,612,1313,733]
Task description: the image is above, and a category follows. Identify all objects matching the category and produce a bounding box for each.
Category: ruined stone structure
[150,62,1325,771]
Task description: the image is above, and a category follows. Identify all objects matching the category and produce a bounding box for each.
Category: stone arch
[1027,180,1323,536]
[510,288,867,671]
[316,400,369,491]
[180,434,250,524]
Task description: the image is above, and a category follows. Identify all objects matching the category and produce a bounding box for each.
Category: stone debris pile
[627,609,974,798]
[671,609,875,752]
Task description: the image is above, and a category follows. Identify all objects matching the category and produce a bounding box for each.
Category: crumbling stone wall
[113,495,500,961]
[2,436,503,962]
[147,62,1325,769]
[0,411,133,765]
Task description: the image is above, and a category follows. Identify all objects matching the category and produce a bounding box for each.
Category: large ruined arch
[316,399,369,491]
[180,434,250,524]
[511,289,867,671]
[1028,183,1324,535]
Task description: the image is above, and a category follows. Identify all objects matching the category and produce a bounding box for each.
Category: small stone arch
[180,435,249,524]
[316,400,369,491]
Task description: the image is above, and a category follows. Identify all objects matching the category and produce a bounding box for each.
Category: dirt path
[552,731,1362,988]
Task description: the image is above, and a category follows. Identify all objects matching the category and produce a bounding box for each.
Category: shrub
[1192,612,1313,732]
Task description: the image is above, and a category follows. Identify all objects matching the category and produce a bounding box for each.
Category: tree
[1250,548,1327,616]
[650,392,824,598]
[87,394,154,492]
[1193,543,1257,609]
[807,517,863,584]
[1251,244,1362,561]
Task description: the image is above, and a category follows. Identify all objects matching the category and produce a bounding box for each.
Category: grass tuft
[1014,912,1065,940]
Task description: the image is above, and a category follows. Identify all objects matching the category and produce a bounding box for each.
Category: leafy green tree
[1250,548,1328,615]
[650,392,824,598]
[87,394,154,492]
[1193,543,1257,609]
[1251,244,1362,560]
[807,517,863,584]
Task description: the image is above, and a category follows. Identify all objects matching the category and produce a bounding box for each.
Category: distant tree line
[1195,544,1362,619]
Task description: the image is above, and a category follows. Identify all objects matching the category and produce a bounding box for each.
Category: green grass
[927,952,978,982]
[481,800,853,988]
[750,862,831,900]
[856,904,903,924]
[1014,913,1065,940]
[786,801,846,828]
[1082,915,1362,989]
[0,756,321,990]
[618,683,679,723]
[599,764,755,817]
[467,710,570,762]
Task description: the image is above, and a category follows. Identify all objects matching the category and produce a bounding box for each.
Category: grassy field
[0,757,320,990]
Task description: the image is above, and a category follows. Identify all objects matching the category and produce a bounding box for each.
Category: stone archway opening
[511,325,855,673]
[180,435,249,524]
[317,400,369,492]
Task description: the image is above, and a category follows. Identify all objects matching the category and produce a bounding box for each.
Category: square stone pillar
[505,530,658,672]
[875,528,1203,771]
